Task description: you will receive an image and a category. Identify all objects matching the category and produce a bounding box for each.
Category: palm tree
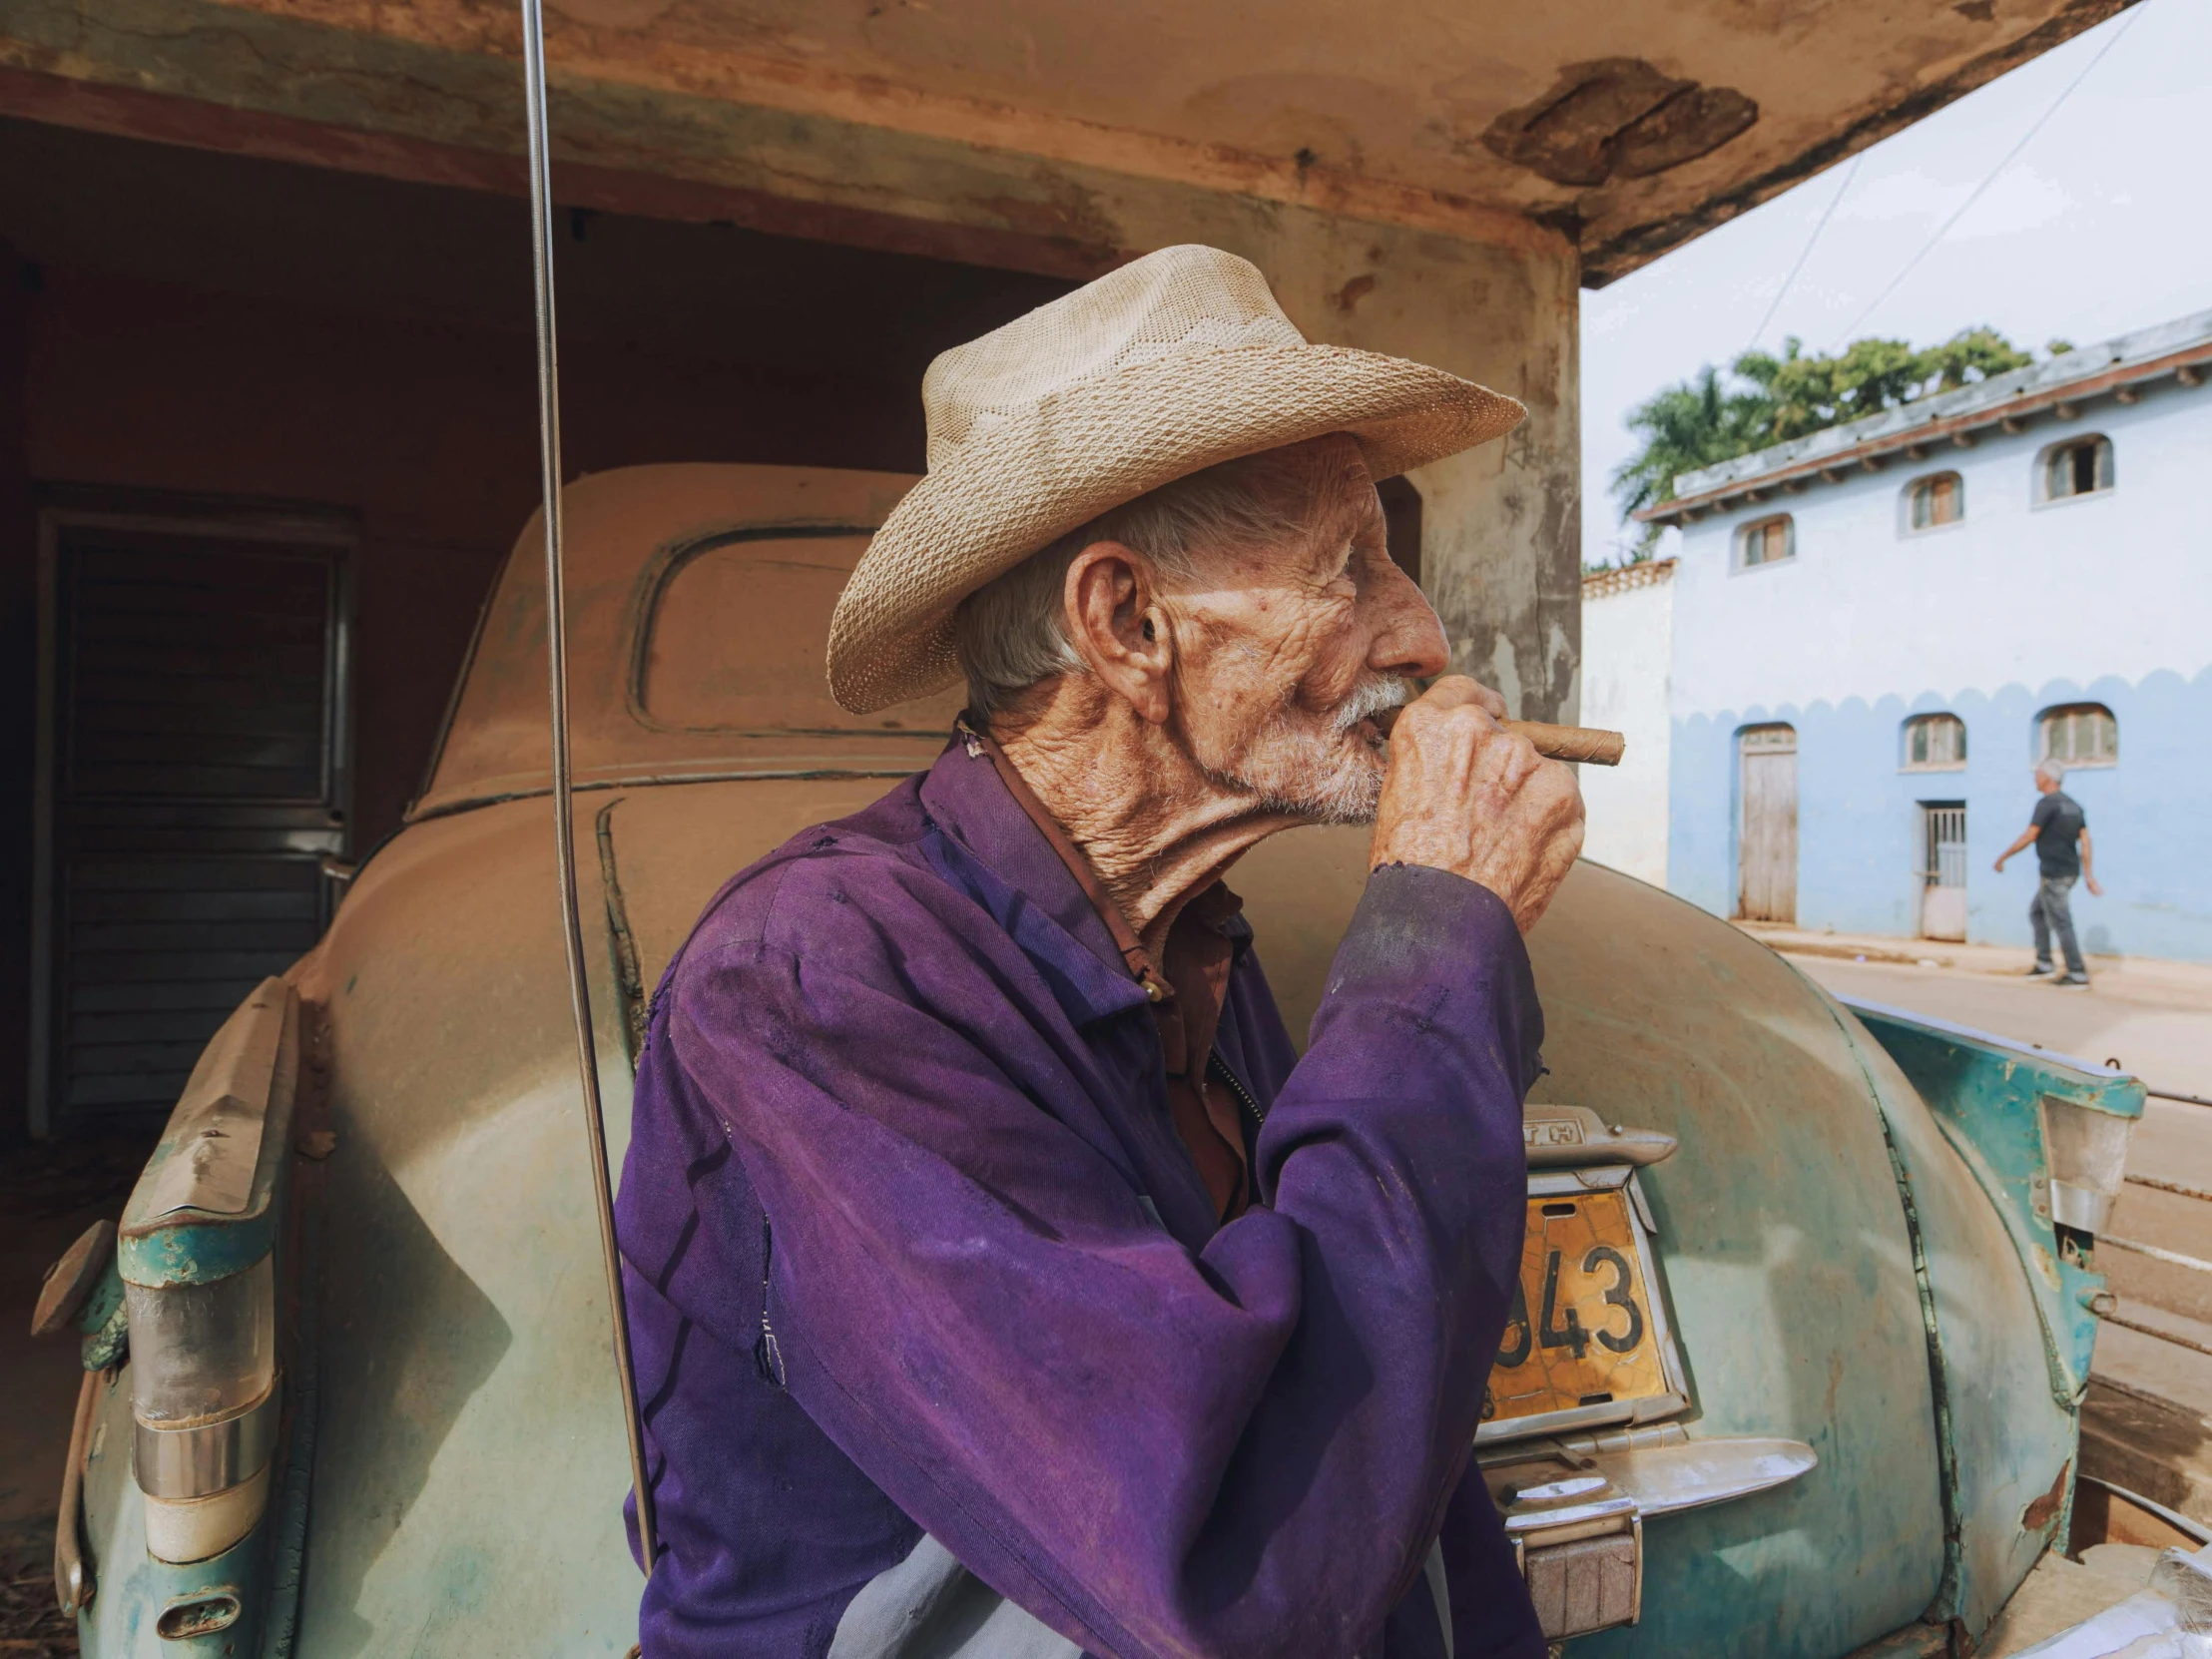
[1607,366,1776,555]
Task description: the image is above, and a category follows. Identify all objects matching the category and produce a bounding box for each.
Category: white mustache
[1332,677,1417,735]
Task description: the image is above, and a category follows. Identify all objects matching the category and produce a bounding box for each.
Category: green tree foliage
[1607,364,1777,526]
[1736,327,2033,441]
[1606,327,2036,559]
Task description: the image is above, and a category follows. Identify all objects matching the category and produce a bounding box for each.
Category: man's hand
[1993,854,2008,874]
[2086,875,2103,897]
[1370,677,1585,933]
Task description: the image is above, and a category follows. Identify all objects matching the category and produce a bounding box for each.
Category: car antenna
[518,0,660,1576]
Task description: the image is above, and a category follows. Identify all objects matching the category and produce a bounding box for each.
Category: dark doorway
[31,498,352,1137]
[1378,474,1423,587]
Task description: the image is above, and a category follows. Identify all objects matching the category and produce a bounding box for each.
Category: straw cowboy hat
[827,244,1525,713]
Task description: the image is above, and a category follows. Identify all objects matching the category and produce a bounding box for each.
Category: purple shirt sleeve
[669,858,1542,1659]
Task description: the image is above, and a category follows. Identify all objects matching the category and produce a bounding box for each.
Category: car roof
[413,464,961,820]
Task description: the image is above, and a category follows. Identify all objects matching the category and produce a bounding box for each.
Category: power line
[1834,2,2148,346]
[1745,154,1864,359]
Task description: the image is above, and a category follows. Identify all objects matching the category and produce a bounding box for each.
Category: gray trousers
[2030,874,2084,975]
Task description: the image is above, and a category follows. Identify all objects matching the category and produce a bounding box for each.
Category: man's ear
[1062,540,1174,725]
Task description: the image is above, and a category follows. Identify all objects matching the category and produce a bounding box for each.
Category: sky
[1579,0,2212,570]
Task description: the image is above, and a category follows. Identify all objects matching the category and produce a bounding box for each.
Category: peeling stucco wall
[1181,214,1583,724]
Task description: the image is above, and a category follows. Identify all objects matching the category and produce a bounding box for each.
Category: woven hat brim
[828,344,1524,713]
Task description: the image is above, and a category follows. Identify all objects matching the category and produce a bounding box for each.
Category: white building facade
[1577,559,1675,887]
[1633,309,2212,962]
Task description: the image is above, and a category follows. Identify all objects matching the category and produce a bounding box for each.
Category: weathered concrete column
[1239,219,1582,724]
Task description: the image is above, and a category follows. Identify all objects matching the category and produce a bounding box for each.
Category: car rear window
[638,528,960,733]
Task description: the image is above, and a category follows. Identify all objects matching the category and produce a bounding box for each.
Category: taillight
[117,977,299,1564]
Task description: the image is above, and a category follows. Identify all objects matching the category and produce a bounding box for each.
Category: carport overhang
[0,0,2135,287]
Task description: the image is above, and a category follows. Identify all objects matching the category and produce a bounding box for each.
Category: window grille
[1904,714,1966,770]
[1917,802,1968,941]
[1922,805,1967,888]
[2038,703,2118,766]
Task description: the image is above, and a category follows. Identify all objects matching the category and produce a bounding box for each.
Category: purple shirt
[615,739,1547,1658]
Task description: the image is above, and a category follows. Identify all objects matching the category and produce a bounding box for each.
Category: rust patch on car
[2021,1460,2070,1531]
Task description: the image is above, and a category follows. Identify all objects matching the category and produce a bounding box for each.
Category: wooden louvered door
[1737,725,1798,924]
[32,507,352,1138]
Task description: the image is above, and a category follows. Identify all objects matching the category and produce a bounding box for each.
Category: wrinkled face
[1165,447,1451,823]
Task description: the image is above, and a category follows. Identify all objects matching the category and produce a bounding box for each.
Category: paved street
[1768,934,2212,1529]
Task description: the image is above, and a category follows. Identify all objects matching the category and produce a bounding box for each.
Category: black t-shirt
[2032,790,2086,878]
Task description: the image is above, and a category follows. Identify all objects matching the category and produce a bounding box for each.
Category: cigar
[1498,719,1626,766]
[1373,706,1625,766]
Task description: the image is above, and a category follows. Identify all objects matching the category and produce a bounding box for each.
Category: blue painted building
[1632,309,2212,963]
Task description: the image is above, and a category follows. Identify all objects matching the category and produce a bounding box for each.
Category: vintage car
[35,463,2159,1656]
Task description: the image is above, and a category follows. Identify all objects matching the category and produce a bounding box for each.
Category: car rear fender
[1834,995,2144,1639]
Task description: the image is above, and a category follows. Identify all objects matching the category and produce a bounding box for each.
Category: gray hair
[2036,758,2066,786]
[953,437,1372,720]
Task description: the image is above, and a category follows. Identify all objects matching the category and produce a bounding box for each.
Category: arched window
[2040,435,2113,502]
[1738,514,1794,570]
[1904,713,1966,770]
[1907,472,1964,530]
[2038,703,2117,767]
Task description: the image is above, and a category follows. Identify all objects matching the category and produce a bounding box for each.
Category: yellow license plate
[1482,1186,1671,1429]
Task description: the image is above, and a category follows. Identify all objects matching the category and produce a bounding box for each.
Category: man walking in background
[1995,760,2101,987]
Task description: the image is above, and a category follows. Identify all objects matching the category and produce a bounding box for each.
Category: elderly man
[615,245,1584,1659]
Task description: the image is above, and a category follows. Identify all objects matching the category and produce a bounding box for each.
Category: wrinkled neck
[988,683,1302,957]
